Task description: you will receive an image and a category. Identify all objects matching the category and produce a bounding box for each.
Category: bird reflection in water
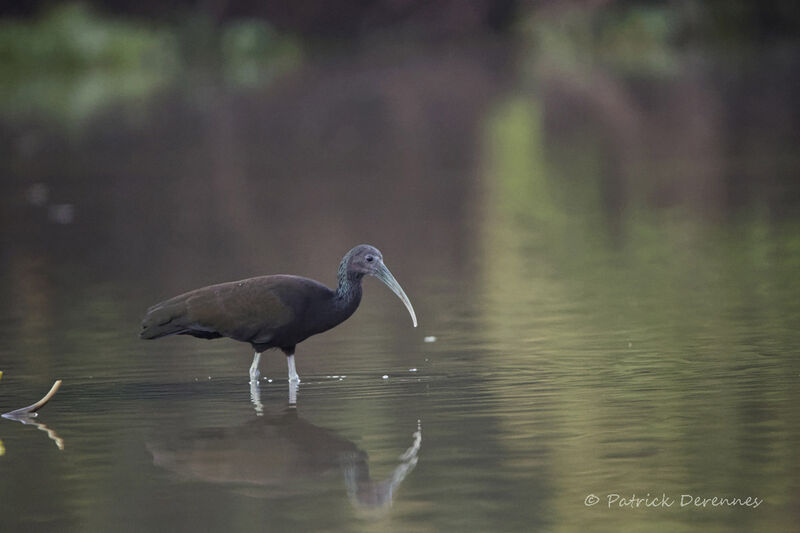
[148,409,422,511]
[250,378,299,413]
[344,419,421,512]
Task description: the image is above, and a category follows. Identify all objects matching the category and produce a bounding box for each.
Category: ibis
[140,244,417,383]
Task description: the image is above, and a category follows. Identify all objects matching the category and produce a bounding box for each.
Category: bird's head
[342,244,418,327]
[346,244,384,276]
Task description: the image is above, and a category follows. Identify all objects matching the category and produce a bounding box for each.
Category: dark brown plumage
[140,245,417,382]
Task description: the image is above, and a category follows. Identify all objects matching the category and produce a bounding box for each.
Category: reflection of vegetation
[481,86,800,532]
[486,98,560,226]
[0,3,302,122]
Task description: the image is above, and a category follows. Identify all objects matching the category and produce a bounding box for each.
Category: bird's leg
[249,351,261,383]
[288,380,298,406]
[286,353,300,383]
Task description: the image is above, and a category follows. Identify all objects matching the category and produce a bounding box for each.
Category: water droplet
[382,375,389,379]
[409,368,418,372]
[424,336,437,343]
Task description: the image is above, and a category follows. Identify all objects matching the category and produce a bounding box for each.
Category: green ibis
[140,244,417,382]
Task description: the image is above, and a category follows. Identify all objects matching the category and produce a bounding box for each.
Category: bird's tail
[139,295,191,339]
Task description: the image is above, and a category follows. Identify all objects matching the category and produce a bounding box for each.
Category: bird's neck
[305,271,363,337]
[336,271,363,303]
[335,260,364,306]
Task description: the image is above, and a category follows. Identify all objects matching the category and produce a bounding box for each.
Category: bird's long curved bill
[374,264,418,327]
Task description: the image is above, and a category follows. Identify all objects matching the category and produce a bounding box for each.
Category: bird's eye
[366,256,374,262]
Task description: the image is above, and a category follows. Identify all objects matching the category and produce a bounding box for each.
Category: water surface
[1,44,799,532]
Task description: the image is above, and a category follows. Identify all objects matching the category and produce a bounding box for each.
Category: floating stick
[2,380,62,419]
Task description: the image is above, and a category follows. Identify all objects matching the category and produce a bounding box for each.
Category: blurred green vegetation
[0,3,301,122]
[0,4,173,74]
[1,1,796,122]
[523,5,680,76]
[522,0,800,79]
[0,3,171,121]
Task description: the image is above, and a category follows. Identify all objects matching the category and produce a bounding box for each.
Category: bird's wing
[140,275,333,345]
[181,277,297,343]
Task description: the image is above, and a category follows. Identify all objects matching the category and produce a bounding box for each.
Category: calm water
[1,44,800,532]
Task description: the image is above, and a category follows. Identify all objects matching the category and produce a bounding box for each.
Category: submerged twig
[2,380,62,419]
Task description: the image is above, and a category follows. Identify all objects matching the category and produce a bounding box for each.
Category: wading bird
[140,245,417,383]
